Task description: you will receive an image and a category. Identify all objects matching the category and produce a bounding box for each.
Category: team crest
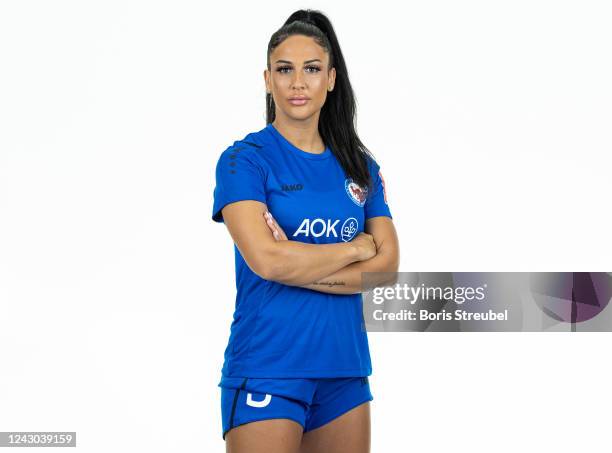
[344,178,368,207]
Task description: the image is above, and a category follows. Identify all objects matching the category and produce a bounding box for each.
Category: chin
[283,109,316,121]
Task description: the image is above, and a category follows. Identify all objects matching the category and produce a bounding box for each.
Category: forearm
[264,240,361,286]
[300,249,399,295]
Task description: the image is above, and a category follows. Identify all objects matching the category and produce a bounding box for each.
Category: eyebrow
[274,59,322,64]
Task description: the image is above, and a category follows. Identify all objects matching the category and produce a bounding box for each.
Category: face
[264,35,336,122]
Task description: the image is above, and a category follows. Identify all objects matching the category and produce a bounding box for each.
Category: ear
[263,69,270,93]
[329,67,336,90]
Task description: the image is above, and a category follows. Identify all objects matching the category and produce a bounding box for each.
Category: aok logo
[341,217,358,242]
[293,217,359,242]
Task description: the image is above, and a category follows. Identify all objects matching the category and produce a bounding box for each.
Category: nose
[291,70,306,89]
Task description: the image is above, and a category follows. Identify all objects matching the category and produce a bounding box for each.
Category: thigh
[226,418,304,453]
[299,400,371,453]
[221,382,309,453]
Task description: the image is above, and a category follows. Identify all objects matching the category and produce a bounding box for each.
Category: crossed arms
[220,200,400,294]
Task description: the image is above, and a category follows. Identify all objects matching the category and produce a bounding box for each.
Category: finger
[264,212,276,231]
[268,213,288,240]
[266,219,278,234]
[266,220,279,236]
[267,212,279,230]
[264,214,281,238]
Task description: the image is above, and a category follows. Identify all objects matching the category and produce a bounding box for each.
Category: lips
[288,96,309,106]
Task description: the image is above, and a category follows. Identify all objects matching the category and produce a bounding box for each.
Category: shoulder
[216,134,265,165]
[217,126,272,161]
[214,130,272,180]
[219,138,263,158]
[364,154,382,176]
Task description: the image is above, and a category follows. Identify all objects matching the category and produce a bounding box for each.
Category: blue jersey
[212,123,392,380]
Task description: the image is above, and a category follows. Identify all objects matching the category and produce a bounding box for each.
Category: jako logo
[246,393,272,408]
[281,183,303,191]
[293,218,359,242]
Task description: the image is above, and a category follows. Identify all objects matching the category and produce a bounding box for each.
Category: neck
[272,114,325,154]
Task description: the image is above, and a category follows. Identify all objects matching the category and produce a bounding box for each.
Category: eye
[275,65,321,74]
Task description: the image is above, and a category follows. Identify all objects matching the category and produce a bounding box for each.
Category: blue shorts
[220,376,373,440]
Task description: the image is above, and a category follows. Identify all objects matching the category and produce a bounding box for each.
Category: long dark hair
[266,9,374,191]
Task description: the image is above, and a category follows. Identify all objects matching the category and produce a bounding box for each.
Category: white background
[1,1,611,452]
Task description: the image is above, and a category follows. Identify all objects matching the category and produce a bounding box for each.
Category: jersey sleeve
[364,158,392,220]
[212,145,267,223]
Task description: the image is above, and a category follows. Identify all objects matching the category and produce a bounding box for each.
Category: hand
[264,211,288,241]
[351,232,377,261]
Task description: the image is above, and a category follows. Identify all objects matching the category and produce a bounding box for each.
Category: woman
[212,9,400,453]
